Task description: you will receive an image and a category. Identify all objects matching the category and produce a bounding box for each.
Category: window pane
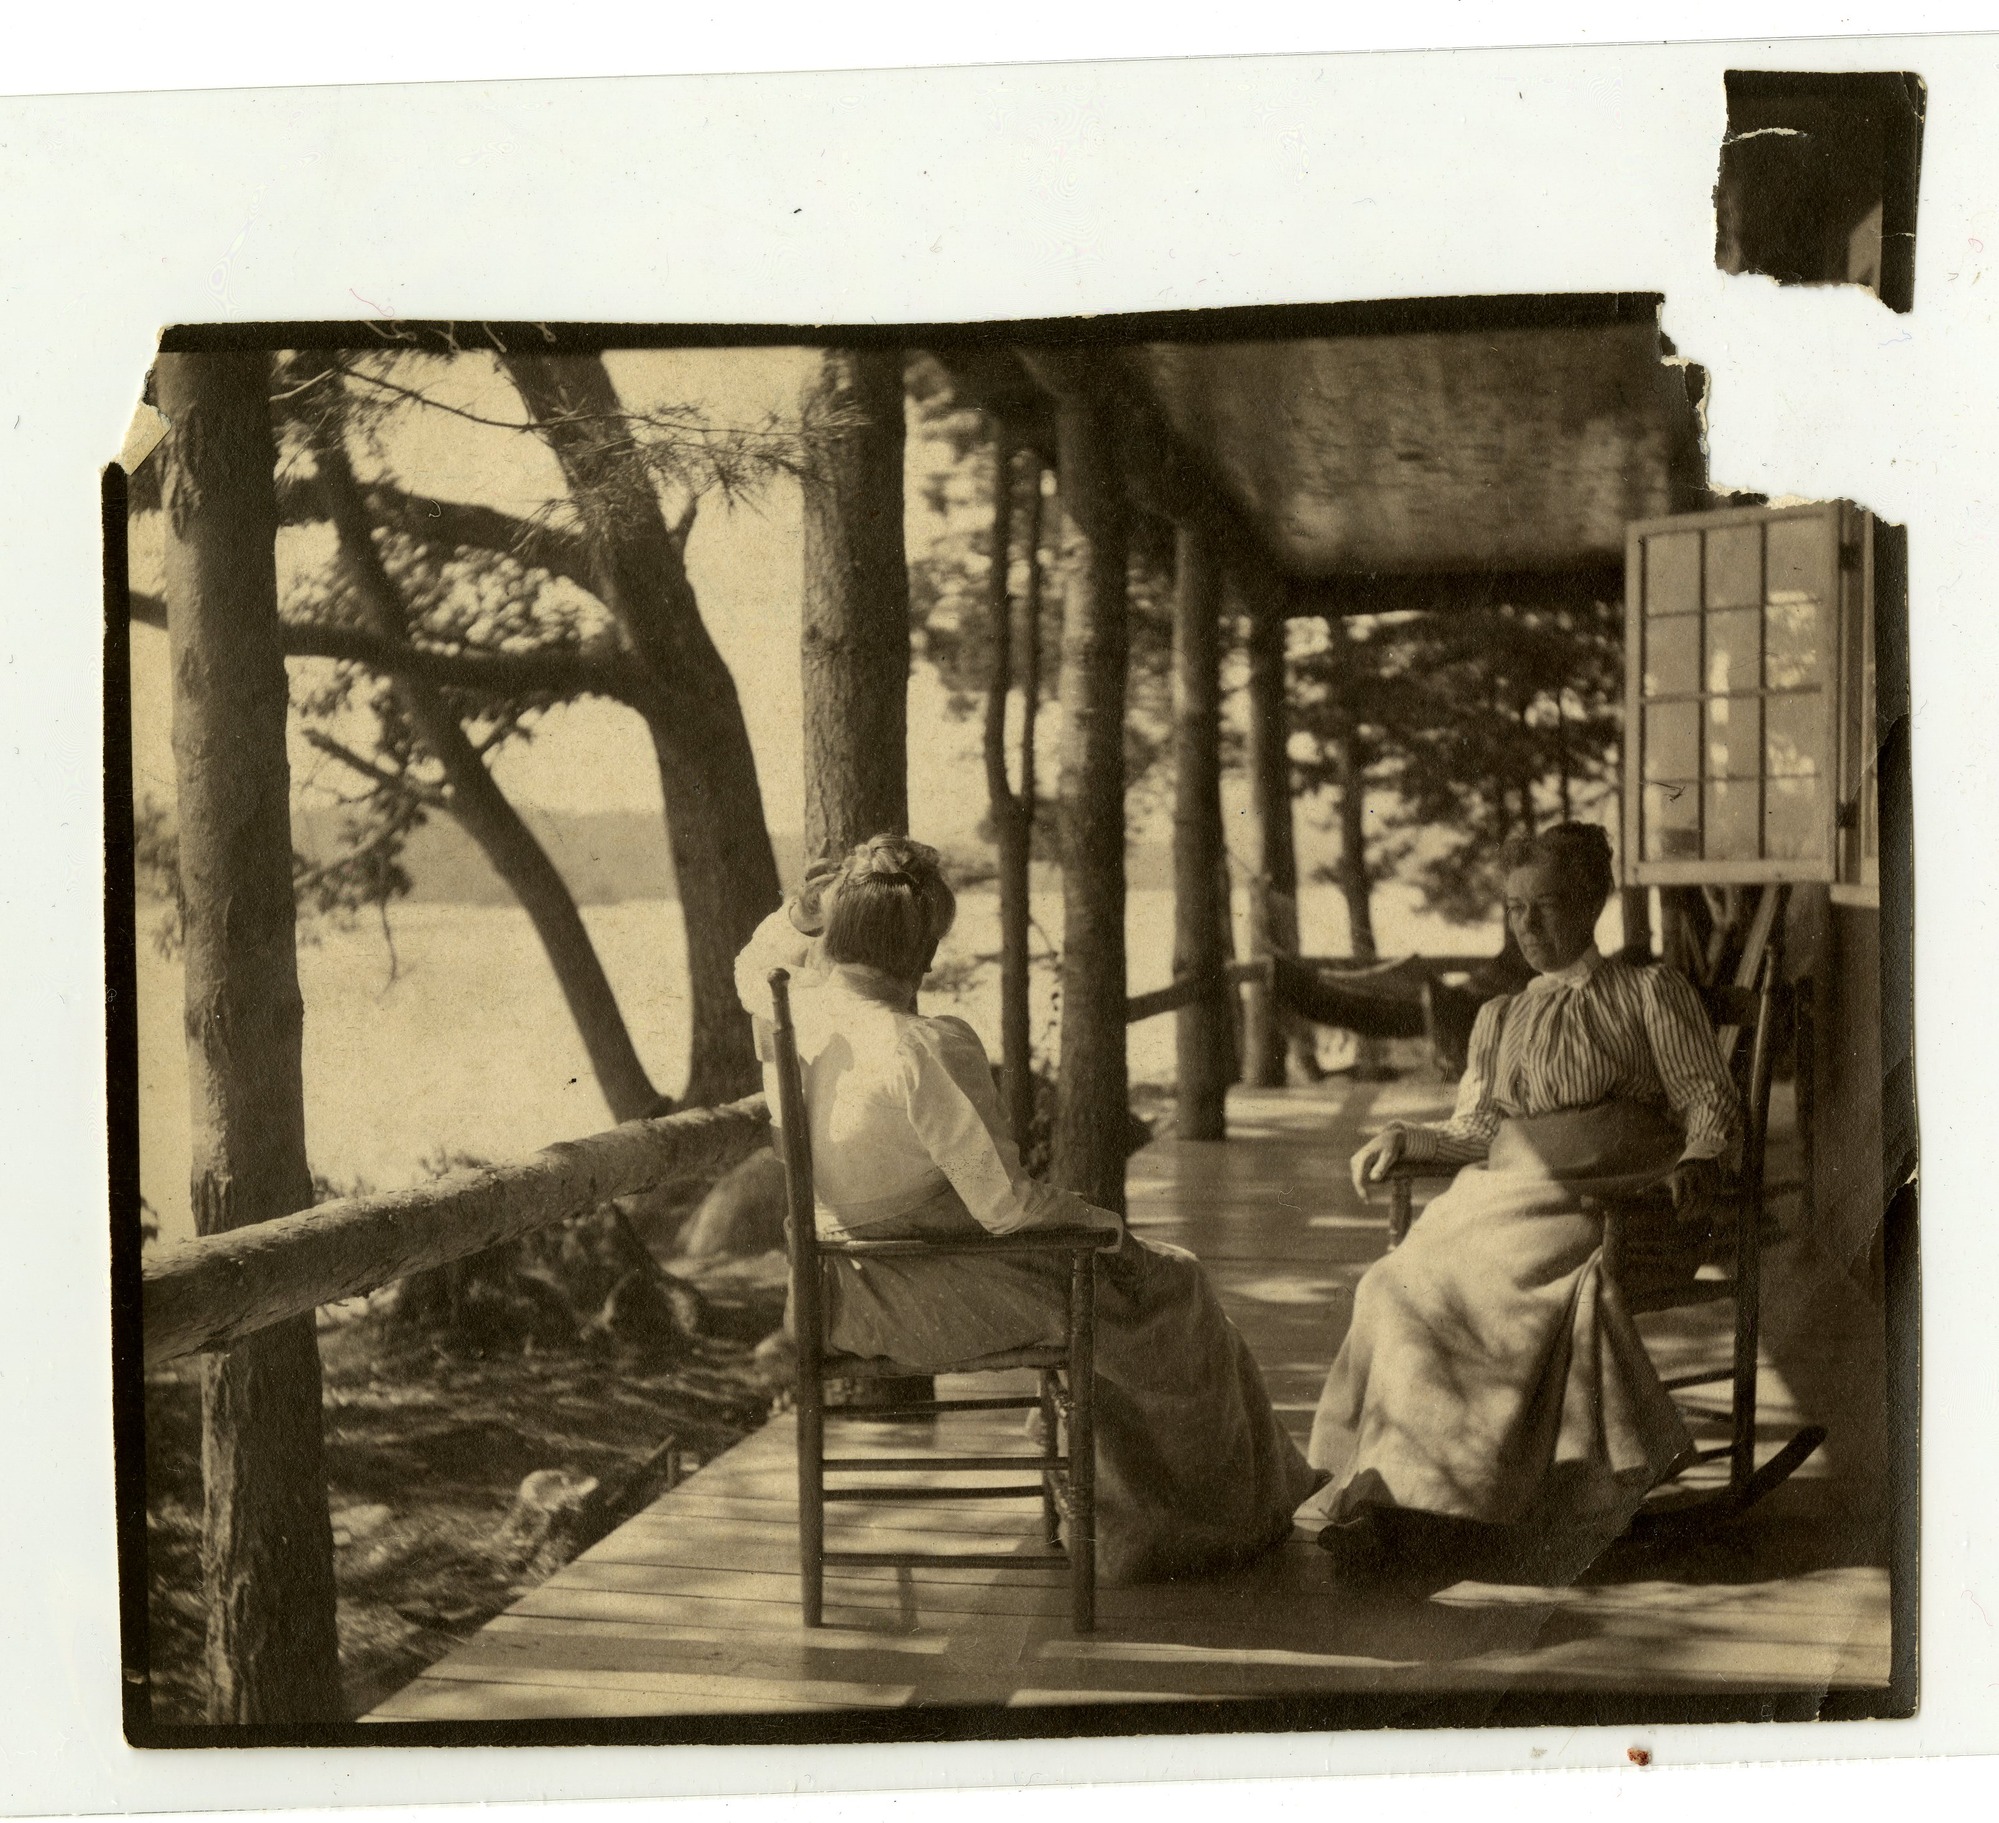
[1645,532,1701,616]
[1765,692,1824,777]
[1643,613,1699,697]
[1644,702,1700,781]
[1705,695,1762,779]
[1765,594,1828,689]
[1644,782,1700,860]
[1766,774,1827,861]
[1705,778,1760,860]
[1705,524,1763,610]
[1705,608,1761,695]
[1767,513,1832,605]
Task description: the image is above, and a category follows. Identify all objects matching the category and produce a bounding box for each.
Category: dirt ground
[142,1252,787,1723]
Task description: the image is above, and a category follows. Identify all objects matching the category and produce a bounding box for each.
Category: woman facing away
[734,834,1323,1587]
[1298,822,1742,1584]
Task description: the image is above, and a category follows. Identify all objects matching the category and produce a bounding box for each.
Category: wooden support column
[1171,522,1230,1140]
[984,428,1044,1155]
[801,348,910,862]
[157,351,342,1723]
[1242,597,1301,1087]
[1046,387,1131,1214]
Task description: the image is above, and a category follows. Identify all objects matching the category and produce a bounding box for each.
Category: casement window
[1624,500,1878,904]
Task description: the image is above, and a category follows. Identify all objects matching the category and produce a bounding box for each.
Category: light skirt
[1298,1102,1696,1545]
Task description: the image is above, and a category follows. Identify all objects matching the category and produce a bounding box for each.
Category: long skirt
[1297,1102,1695,1549]
[815,1196,1322,1587]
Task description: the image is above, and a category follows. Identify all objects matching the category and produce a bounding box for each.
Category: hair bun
[853,834,941,883]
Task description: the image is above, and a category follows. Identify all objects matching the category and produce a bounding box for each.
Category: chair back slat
[1696,968,1786,1149]
[767,970,824,1378]
[1738,951,1781,1196]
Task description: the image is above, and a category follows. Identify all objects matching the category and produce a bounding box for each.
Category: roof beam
[1290,563,1624,619]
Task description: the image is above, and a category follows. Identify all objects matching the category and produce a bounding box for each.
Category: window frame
[1622,499,1876,894]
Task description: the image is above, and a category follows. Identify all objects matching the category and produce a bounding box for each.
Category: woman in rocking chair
[1298,822,1741,1586]
[735,834,1322,1587]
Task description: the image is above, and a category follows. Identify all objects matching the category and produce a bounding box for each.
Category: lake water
[134,882,1527,1247]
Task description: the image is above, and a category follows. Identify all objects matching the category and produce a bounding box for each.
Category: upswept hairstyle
[1498,821,1616,909]
[821,834,958,982]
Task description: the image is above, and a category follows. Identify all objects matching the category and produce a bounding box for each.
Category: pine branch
[131,587,635,703]
[301,729,448,810]
[272,472,596,593]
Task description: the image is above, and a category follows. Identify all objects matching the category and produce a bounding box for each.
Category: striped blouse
[1396,947,1741,1171]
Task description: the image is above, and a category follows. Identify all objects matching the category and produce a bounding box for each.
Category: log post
[983,424,1036,1151]
[801,348,910,863]
[1045,385,1131,1214]
[1170,522,1230,1140]
[157,351,343,1723]
[799,347,927,1407]
[1242,593,1302,1087]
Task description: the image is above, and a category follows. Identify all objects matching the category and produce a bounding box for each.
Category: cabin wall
[1794,888,1887,1286]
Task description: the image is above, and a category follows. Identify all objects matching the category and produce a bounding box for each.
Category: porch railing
[142,1095,773,1369]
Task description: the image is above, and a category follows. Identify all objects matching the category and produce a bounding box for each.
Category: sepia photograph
[115,288,1913,1739]
[3,16,1980,1800]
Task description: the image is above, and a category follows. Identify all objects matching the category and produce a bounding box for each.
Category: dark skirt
[815,1198,1322,1587]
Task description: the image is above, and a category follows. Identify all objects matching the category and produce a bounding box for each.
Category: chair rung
[823,1549,1068,1570]
[831,1350,1067,1378]
[824,1396,1043,1419]
[1663,1368,1735,1391]
[1693,1444,1735,1463]
[824,1454,1064,1473]
[824,1482,1049,1502]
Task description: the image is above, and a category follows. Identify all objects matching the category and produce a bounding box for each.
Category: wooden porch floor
[368,1080,1892,1723]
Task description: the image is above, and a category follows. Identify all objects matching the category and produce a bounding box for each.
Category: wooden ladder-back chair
[1381,952,1826,1538]
[765,968,1118,1632]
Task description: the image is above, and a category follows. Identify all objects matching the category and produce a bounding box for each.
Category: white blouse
[733,910,1118,1239]
[1398,946,1742,1172]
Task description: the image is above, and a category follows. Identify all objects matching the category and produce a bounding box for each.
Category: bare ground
[141,1253,788,1723]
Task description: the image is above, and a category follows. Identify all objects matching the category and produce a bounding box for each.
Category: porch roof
[966,293,1707,607]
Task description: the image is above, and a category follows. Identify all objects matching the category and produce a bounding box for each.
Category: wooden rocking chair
[765,968,1118,1632]
[1381,951,1826,1538]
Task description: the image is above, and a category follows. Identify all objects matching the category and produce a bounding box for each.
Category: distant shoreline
[291,807,1188,909]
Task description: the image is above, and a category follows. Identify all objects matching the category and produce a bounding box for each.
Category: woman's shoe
[1315,1513,1394,1581]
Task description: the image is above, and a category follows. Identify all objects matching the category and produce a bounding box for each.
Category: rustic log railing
[143,1096,772,1369]
[1121,955,1496,1028]
[1122,959,1273,1027]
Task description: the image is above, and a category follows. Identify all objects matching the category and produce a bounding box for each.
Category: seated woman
[1297,822,1740,1583]
[735,834,1322,1587]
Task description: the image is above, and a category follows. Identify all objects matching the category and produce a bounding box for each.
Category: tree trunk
[1333,730,1378,964]
[1049,395,1130,1214]
[312,440,670,1125]
[983,427,1037,1150]
[1170,523,1229,1140]
[1217,845,1246,1085]
[157,351,343,1724]
[1242,599,1301,1087]
[500,355,780,1106]
[1008,456,1048,1151]
[799,349,911,862]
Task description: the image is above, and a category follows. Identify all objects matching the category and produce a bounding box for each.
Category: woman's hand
[1667,1156,1725,1223]
[1350,1127,1409,1203]
[789,857,843,936]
